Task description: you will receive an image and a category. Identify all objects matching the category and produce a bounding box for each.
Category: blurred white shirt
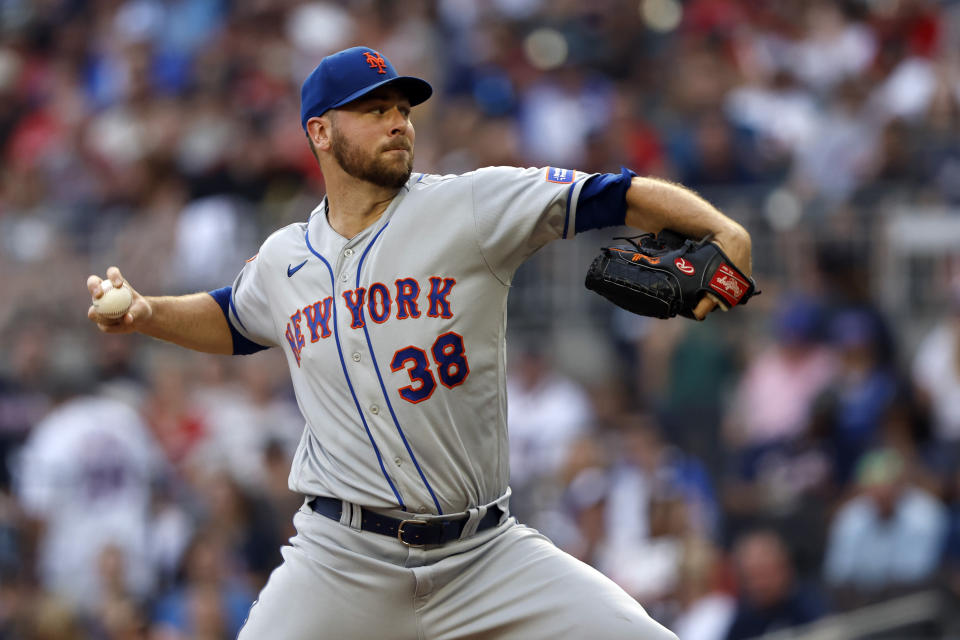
[15,395,162,610]
[672,592,736,640]
[507,373,592,487]
[913,322,960,441]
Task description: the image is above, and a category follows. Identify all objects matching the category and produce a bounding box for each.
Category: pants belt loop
[350,501,363,531]
[496,487,512,521]
[340,500,362,531]
[459,505,485,540]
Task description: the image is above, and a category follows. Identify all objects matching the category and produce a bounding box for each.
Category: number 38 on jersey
[390,332,470,403]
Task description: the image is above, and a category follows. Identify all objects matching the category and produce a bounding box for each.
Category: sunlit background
[1,0,960,638]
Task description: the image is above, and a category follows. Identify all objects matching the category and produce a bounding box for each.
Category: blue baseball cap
[300,46,433,131]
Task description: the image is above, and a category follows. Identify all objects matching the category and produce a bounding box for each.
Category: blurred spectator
[191,352,303,494]
[148,481,195,595]
[151,530,256,640]
[724,295,835,457]
[563,463,610,569]
[545,418,718,609]
[506,338,593,518]
[912,280,960,472]
[721,296,836,563]
[141,354,210,469]
[258,438,301,552]
[606,415,718,549]
[518,67,614,167]
[0,492,32,636]
[27,594,85,640]
[944,465,960,599]
[642,319,737,474]
[95,596,149,640]
[14,392,163,612]
[791,2,876,94]
[0,322,53,489]
[815,243,898,366]
[671,538,735,640]
[724,70,819,175]
[598,481,692,608]
[724,529,826,640]
[93,332,149,407]
[0,164,66,267]
[91,543,150,639]
[918,80,960,204]
[667,110,757,188]
[166,195,259,294]
[823,447,948,609]
[187,469,285,591]
[791,78,878,204]
[814,309,901,485]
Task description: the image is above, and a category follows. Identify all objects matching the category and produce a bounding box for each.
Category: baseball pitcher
[87,46,753,639]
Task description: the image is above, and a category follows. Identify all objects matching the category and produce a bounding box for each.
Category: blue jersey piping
[304,227,406,509]
[356,223,444,515]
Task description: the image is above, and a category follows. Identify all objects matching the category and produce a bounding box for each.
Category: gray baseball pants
[237,500,679,639]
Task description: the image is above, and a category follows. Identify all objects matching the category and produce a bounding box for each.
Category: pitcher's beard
[332,129,413,189]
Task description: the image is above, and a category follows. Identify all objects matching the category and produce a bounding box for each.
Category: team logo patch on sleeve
[546,167,575,184]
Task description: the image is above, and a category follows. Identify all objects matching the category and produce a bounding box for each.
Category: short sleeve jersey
[228,166,591,515]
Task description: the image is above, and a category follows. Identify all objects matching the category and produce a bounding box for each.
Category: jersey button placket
[352,352,361,362]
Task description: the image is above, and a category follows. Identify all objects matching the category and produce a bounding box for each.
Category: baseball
[93,281,132,318]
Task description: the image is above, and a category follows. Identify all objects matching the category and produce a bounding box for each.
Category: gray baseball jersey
[228,166,587,515]
[228,165,677,640]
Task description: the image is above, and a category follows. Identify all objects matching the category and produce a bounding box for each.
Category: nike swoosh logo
[287,260,307,277]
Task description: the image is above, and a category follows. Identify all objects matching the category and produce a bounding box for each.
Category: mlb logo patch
[546,167,575,184]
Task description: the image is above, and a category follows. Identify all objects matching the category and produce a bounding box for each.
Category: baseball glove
[584,230,759,319]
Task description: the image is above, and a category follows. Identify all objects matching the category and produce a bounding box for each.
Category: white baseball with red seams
[93,282,132,318]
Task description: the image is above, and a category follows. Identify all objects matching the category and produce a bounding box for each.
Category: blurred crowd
[3,0,960,638]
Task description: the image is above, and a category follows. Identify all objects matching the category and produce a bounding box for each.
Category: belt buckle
[397,519,429,547]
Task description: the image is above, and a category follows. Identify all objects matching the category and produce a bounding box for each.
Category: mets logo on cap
[363,50,387,74]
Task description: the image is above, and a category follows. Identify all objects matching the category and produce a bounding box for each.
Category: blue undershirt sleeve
[574,167,638,234]
[207,286,269,355]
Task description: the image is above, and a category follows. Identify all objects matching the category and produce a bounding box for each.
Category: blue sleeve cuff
[574,167,638,234]
[207,286,269,356]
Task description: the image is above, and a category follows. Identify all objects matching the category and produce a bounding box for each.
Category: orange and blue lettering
[427,277,456,318]
[285,310,306,366]
[432,331,470,389]
[390,346,436,403]
[395,278,421,319]
[303,297,333,341]
[367,283,391,323]
[342,288,366,329]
